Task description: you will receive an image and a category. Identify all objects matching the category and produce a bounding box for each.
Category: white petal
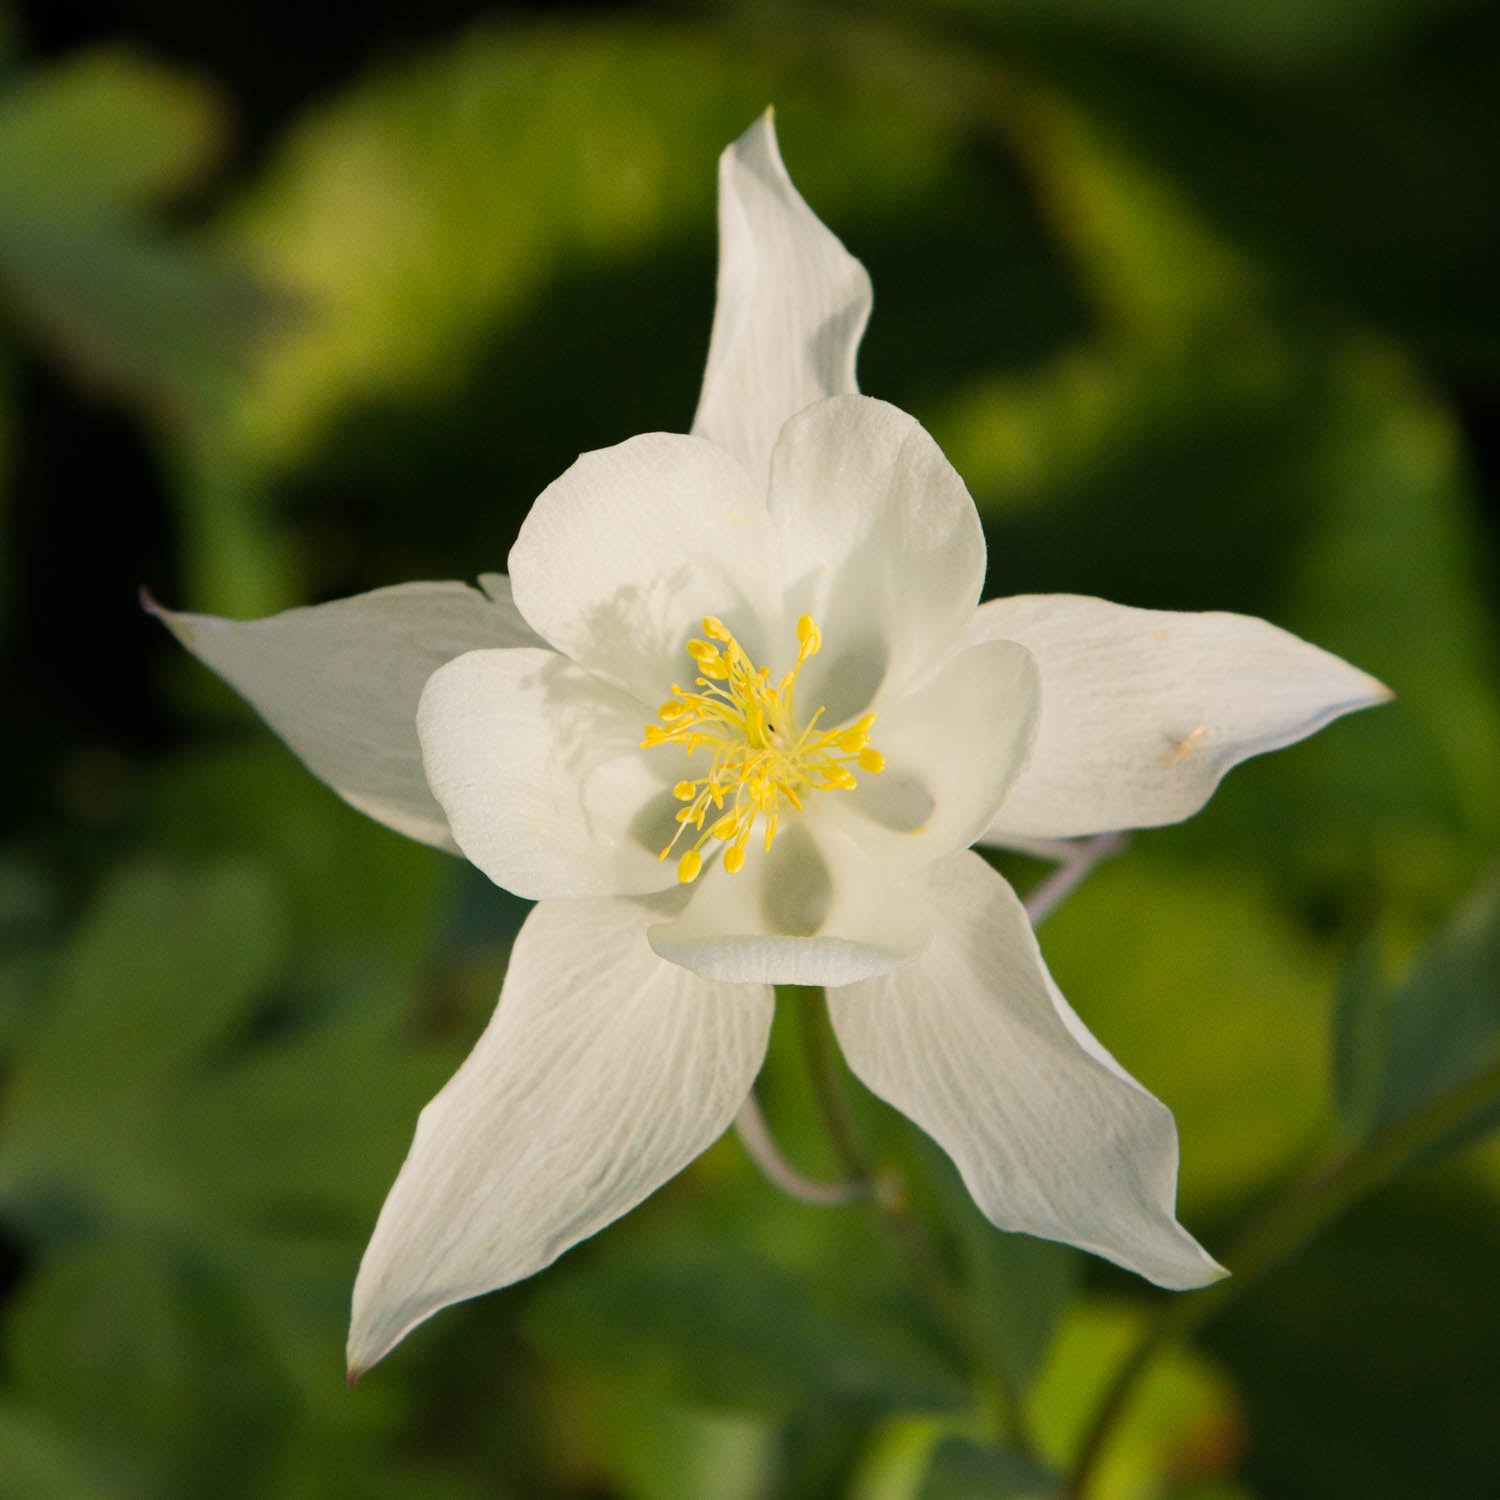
[828,851,1223,1290]
[348,895,774,1373]
[768,397,987,707]
[149,580,541,850]
[821,638,1040,879]
[507,432,776,701]
[648,822,929,986]
[970,595,1392,840]
[417,647,678,900]
[690,109,872,494]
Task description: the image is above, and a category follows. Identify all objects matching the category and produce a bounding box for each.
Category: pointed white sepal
[828,851,1225,1290]
[347,894,774,1374]
[690,109,872,493]
[148,580,540,850]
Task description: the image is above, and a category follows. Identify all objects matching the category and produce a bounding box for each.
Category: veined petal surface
[149,580,540,850]
[828,851,1223,1290]
[824,637,1039,880]
[648,822,929,986]
[348,894,774,1375]
[418,647,679,900]
[768,397,987,708]
[691,110,872,494]
[508,432,776,701]
[971,595,1392,840]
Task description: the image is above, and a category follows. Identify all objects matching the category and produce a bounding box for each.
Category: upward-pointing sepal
[690,108,873,493]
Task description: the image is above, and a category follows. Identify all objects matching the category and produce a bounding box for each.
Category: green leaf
[1332,878,1500,1147]
[0,212,274,425]
[0,857,455,1246]
[0,49,223,214]
[0,860,284,1232]
[4,1238,294,1499]
[0,1402,116,1500]
[0,51,274,426]
[591,1384,774,1500]
[1039,856,1336,1216]
[145,743,449,958]
[1032,1302,1243,1495]
[917,1437,1059,1499]
[525,1232,968,1421]
[910,1133,1079,1393]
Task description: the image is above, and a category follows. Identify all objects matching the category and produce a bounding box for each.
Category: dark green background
[1,1,1497,1496]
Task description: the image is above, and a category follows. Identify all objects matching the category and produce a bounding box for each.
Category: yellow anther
[643,614,885,880]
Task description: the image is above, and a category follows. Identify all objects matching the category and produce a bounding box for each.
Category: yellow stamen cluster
[642,614,884,883]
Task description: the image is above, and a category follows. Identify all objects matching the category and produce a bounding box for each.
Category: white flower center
[642,614,885,883]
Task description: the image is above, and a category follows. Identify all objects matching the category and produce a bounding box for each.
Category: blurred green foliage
[1,1,1498,1496]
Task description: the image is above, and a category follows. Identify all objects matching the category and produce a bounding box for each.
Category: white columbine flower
[154,113,1389,1375]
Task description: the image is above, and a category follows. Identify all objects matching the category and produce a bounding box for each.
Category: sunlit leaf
[199,22,1080,602]
[1034,1301,1244,1500]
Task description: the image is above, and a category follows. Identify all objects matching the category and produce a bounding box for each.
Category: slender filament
[642,615,884,883]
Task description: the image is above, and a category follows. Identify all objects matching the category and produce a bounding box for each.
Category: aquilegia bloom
[154,113,1388,1374]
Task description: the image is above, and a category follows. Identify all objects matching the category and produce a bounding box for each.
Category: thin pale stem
[792,987,1041,1461]
[734,1092,868,1205]
[1065,1052,1500,1498]
[1022,832,1127,926]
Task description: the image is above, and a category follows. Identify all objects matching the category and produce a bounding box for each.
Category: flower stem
[734,1091,867,1205]
[1064,1052,1500,1498]
[1022,832,1126,927]
[793,987,1041,1460]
